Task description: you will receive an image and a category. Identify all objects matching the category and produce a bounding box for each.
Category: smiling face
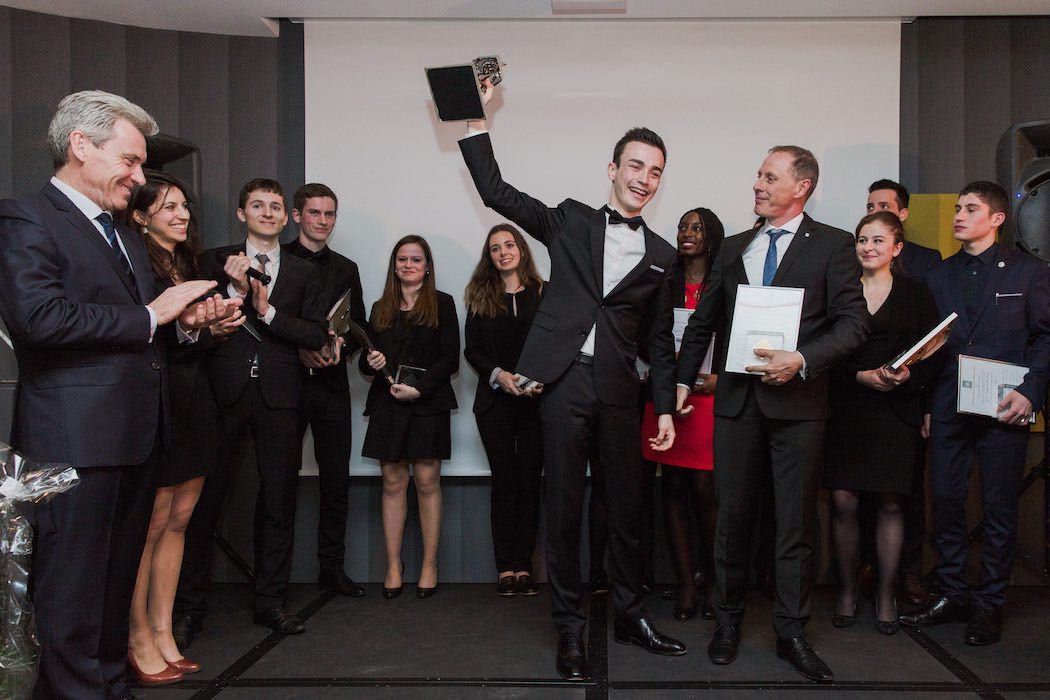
[676,211,706,259]
[70,117,147,212]
[237,189,288,243]
[395,242,428,287]
[855,220,902,273]
[136,185,190,253]
[607,140,664,217]
[487,229,521,274]
[953,192,1003,253]
[293,195,337,246]
[753,150,809,225]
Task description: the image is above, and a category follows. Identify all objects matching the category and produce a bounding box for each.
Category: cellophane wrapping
[0,442,78,699]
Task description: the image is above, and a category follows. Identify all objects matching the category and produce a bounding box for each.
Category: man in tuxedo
[863,178,942,606]
[283,183,367,597]
[866,179,942,283]
[174,179,327,638]
[0,90,222,699]
[676,146,869,682]
[458,81,684,681]
[902,181,1050,646]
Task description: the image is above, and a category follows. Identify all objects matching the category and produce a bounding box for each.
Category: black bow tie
[605,207,645,231]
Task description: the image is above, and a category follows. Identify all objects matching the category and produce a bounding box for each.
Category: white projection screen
[302,19,901,476]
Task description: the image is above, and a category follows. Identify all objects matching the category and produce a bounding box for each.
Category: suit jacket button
[151,361,161,370]
[967,341,974,347]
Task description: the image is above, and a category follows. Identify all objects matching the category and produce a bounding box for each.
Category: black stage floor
[136,584,1050,699]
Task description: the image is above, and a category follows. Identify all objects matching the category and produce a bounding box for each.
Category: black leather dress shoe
[497,575,518,596]
[900,595,972,627]
[707,625,739,665]
[318,570,366,597]
[965,607,1002,646]
[556,632,588,681]
[254,605,306,634]
[516,574,539,596]
[171,614,201,651]
[613,616,686,656]
[776,635,834,683]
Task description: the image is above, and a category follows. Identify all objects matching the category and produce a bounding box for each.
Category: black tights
[831,489,903,621]
[661,466,717,607]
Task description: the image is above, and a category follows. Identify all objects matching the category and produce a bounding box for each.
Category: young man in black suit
[458,81,684,682]
[862,178,942,606]
[675,146,869,682]
[283,183,368,597]
[0,90,225,699]
[175,179,328,638]
[902,181,1050,646]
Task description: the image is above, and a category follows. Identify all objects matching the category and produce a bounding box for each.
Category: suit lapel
[117,221,153,304]
[733,227,761,285]
[45,185,140,299]
[771,214,814,286]
[945,252,970,331]
[590,209,605,295]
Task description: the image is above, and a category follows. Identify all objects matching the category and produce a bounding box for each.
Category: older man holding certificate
[675,146,869,682]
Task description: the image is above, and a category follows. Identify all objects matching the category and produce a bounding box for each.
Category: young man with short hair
[866,178,941,282]
[902,181,1050,646]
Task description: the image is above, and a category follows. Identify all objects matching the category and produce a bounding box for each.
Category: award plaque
[425,55,506,122]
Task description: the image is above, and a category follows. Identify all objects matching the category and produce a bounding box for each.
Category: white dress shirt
[50,175,158,341]
[579,209,646,357]
[229,241,280,324]
[741,212,804,286]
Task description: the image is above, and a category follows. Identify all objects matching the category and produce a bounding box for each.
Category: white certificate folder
[725,285,804,375]
[956,354,1034,420]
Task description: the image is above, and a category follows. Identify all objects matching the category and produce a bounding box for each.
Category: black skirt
[362,392,451,462]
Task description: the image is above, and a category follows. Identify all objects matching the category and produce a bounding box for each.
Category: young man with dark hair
[283,183,368,597]
[458,81,684,681]
[866,178,941,282]
[676,145,870,682]
[902,181,1050,646]
[174,178,328,640]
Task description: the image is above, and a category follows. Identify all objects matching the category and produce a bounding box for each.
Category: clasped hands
[300,331,345,369]
[224,252,272,316]
[856,363,911,392]
[148,279,245,334]
[364,349,421,401]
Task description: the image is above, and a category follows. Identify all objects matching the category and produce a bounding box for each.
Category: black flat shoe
[497,575,518,596]
[516,574,539,596]
[900,594,972,627]
[964,607,1002,646]
[556,632,588,681]
[318,570,366,597]
[416,585,439,599]
[874,598,900,635]
[613,616,686,656]
[707,625,739,665]
[776,635,833,683]
[253,605,305,635]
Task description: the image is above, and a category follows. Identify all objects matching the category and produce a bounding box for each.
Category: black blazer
[0,183,165,468]
[360,291,460,416]
[898,240,942,284]
[198,244,327,410]
[464,285,542,414]
[282,241,366,393]
[926,243,1050,418]
[460,133,678,413]
[676,215,870,421]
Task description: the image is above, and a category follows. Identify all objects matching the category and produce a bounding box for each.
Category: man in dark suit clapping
[0,90,223,699]
[175,179,328,639]
[458,80,684,681]
[676,146,869,682]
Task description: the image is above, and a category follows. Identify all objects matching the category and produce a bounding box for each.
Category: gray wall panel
[125,27,180,135]
[0,8,13,199]
[70,19,126,94]
[915,18,965,194]
[962,18,1010,185]
[1009,17,1050,125]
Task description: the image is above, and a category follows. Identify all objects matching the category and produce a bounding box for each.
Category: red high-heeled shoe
[166,657,201,674]
[127,650,184,686]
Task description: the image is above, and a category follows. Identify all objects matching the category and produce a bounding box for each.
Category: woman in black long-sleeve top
[824,212,939,634]
[464,223,545,596]
[360,235,459,599]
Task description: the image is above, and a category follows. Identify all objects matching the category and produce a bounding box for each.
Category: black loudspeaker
[996,119,1050,260]
[144,133,203,223]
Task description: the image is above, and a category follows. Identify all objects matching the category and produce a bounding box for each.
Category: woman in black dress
[464,223,545,596]
[361,235,459,599]
[824,212,938,634]
[123,174,242,683]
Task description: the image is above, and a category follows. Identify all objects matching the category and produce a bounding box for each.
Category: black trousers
[31,446,159,700]
[930,415,1028,610]
[476,399,543,573]
[713,384,824,640]
[176,379,302,617]
[297,376,352,574]
[540,360,647,635]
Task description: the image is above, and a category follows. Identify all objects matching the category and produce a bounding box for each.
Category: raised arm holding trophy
[450,68,684,682]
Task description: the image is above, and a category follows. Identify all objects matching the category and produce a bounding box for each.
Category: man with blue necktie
[675,146,869,682]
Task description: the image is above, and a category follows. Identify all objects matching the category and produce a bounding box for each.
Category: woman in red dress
[642,207,724,620]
